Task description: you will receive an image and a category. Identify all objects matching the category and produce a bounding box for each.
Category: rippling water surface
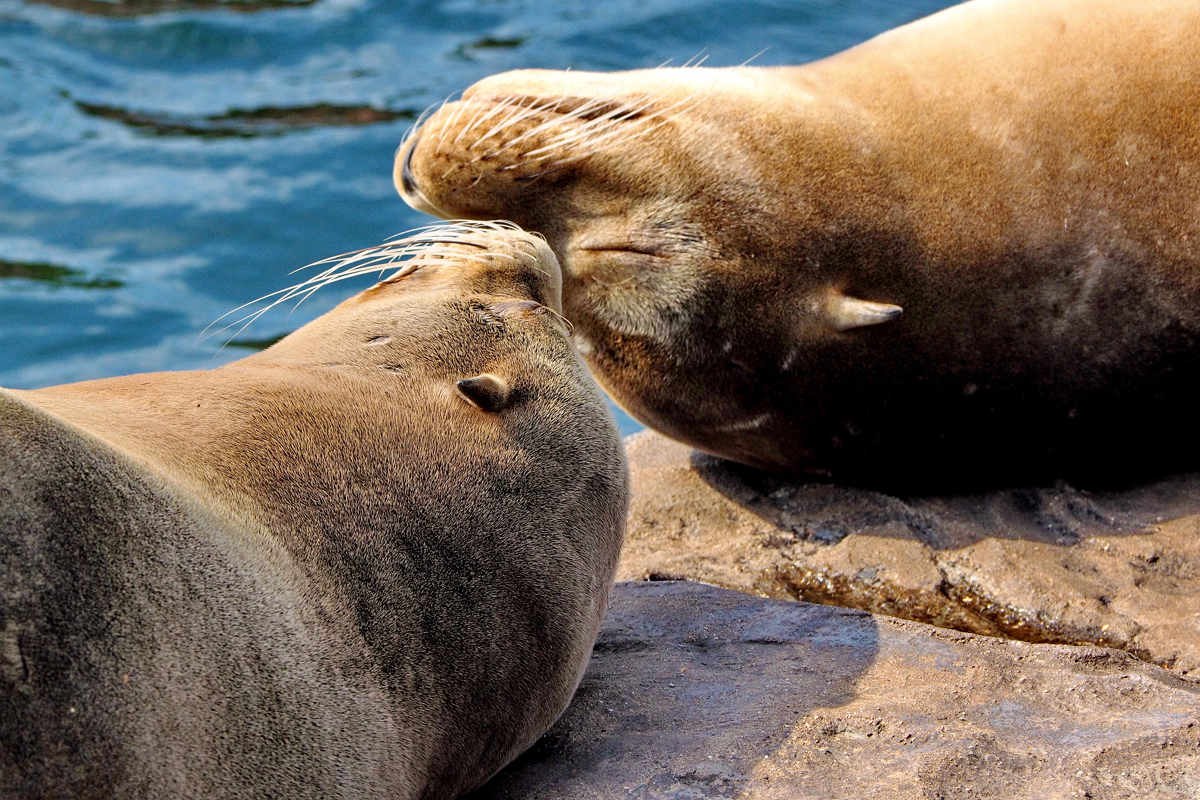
[0,0,957,433]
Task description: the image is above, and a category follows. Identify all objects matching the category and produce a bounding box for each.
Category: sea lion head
[396,69,903,473]
[243,220,574,401]
[15,220,629,797]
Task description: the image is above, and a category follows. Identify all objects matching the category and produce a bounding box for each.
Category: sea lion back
[0,388,408,799]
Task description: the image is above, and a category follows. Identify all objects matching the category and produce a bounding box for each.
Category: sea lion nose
[400,134,421,198]
[396,129,450,217]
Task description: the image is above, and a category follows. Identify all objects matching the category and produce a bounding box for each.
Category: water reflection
[0,258,123,289]
[76,101,416,138]
[21,0,317,18]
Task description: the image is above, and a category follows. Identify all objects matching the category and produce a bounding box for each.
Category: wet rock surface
[615,432,1200,675]
[472,582,1200,799]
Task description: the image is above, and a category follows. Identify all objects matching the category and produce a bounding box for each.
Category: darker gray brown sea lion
[0,223,628,799]
[396,0,1200,490]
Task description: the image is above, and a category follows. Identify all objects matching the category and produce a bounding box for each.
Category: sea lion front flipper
[825,294,903,332]
[456,374,511,412]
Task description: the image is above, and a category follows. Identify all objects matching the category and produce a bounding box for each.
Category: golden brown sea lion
[0,223,628,799]
[396,0,1200,489]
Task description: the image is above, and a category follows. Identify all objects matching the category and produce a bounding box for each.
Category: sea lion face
[396,69,898,474]
[259,223,573,393]
[396,0,1200,492]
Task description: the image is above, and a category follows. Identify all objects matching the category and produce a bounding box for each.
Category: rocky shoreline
[473,431,1200,798]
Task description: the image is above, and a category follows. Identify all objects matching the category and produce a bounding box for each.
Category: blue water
[0,0,958,435]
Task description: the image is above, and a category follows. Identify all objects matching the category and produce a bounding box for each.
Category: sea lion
[0,223,628,799]
[395,0,1200,490]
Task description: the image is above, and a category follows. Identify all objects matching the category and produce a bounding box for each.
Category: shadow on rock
[692,448,1200,551]
[473,582,1200,799]
[468,581,878,799]
[619,432,1200,675]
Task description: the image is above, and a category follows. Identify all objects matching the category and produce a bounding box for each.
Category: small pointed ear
[456,374,511,412]
[826,294,903,331]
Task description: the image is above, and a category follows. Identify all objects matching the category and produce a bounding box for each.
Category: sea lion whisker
[465,95,522,141]
[450,104,485,147]
[472,99,574,158]
[400,97,450,157]
[540,303,574,332]
[568,111,676,155]
[289,223,483,274]
[738,47,769,67]
[529,112,640,158]
[541,87,706,159]
[475,102,543,148]
[436,97,472,152]
[506,95,623,147]
[480,94,594,156]
[521,114,628,159]
[555,95,616,123]
[455,96,517,146]
[471,101,543,151]
[475,93,645,162]
[632,86,710,124]
[271,243,507,312]
[529,107,663,164]
[202,283,317,340]
[209,223,519,341]
[486,96,575,145]
[518,90,680,159]
[381,218,519,242]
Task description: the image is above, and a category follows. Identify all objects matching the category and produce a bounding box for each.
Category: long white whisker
[485,94,616,157]
[400,97,448,153]
[521,104,635,158]
[534,87,678,149]
[739,47,769,67]
[455,95,516,145]
[473,94,576,156]
[471,100,540,150]
[528,86,709,171]
[205,222,531,345]
[436,97,472,152]
[490,94,582,151]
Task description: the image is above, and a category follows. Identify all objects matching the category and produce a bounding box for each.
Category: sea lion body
[397,0,1200,488]
[0,226,629,799]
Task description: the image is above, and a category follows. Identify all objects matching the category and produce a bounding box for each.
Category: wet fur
[0,225,629,799]
[398,0,1200,490]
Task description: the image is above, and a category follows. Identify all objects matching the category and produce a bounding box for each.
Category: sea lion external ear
[456,374,511,412]
[826,294,903,331]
